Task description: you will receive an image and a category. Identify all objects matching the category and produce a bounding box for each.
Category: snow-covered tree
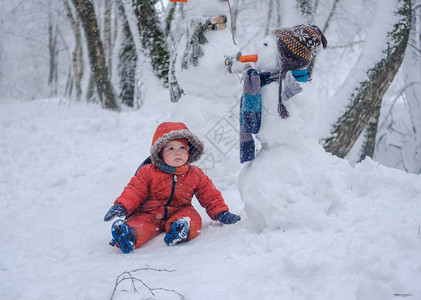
[375,0,421,174]
[132,0,170,86]
[322,0,411,159]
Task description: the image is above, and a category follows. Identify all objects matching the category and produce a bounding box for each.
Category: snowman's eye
[263,42,268,46]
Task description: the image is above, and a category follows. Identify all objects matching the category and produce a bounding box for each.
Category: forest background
[0,0,420,172]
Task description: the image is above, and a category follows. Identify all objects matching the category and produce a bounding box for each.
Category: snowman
[235,25,328,231]
[168,0,240,102]
[166,0,243,180]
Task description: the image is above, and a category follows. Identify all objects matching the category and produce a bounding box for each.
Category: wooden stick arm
[225,52,254,74]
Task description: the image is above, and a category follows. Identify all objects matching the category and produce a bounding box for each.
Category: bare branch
[110,267,184,300]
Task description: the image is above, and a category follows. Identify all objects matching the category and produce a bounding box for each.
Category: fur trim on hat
[150,129,204,166]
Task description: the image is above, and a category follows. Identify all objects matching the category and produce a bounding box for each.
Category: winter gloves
[216,211,241,225]
[282,71,304,101]
[104,205,240,225]
[105,204,240,229]
[104,204,127,221]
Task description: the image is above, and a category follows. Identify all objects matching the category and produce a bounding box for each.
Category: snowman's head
[253,25,327,74]
[255,35,280,72]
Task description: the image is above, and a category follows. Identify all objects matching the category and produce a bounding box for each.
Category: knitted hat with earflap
[273,25,327,118]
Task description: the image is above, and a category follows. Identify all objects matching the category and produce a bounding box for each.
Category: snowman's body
[170,0,239,100]
[238,34,320,231]
[245,35,297,150]
[169,0,242,180]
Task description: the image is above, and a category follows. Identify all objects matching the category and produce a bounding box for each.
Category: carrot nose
[169,0,188,2]
[239,54,258,63]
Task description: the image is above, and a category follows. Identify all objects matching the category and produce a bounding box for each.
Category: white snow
[1,1,421,299]
[2,88,421,300]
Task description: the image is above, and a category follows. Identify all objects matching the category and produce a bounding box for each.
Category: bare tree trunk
[103,0,113,77]
[297,0,314,24]
[116,0,138,108]
[63,0,83,100]
[164,2,177,38]
[71,0,118,110]
[87,75,96,103]
[323,0,411,158]
[359,102,381,161]
[48,12,58,96]
[265,0,274,36]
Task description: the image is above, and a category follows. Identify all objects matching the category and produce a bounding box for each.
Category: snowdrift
[1,99,421,299]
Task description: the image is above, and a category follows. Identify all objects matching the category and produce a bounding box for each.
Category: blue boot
[164,217,190,246]
[110,219,136,253]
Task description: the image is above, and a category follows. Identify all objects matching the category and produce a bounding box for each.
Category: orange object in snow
[169,0,188,2]
[239,54,258,63]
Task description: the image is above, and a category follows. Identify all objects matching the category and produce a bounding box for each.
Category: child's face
[162,140,189,167]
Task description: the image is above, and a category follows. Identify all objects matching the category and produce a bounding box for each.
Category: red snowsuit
[114,122,229,248]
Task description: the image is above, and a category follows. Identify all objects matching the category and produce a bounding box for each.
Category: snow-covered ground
[1,97,421,300]
[1,1,421,298]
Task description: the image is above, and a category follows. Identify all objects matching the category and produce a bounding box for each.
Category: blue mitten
[291,69,310,82]
[216,211,241,225]
[104,204,127,222]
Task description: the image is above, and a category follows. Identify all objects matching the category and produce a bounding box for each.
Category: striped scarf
[240,69,278,163]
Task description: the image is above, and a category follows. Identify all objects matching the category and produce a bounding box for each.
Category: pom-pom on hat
[150,122,204,166]
[273,25,327,118]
